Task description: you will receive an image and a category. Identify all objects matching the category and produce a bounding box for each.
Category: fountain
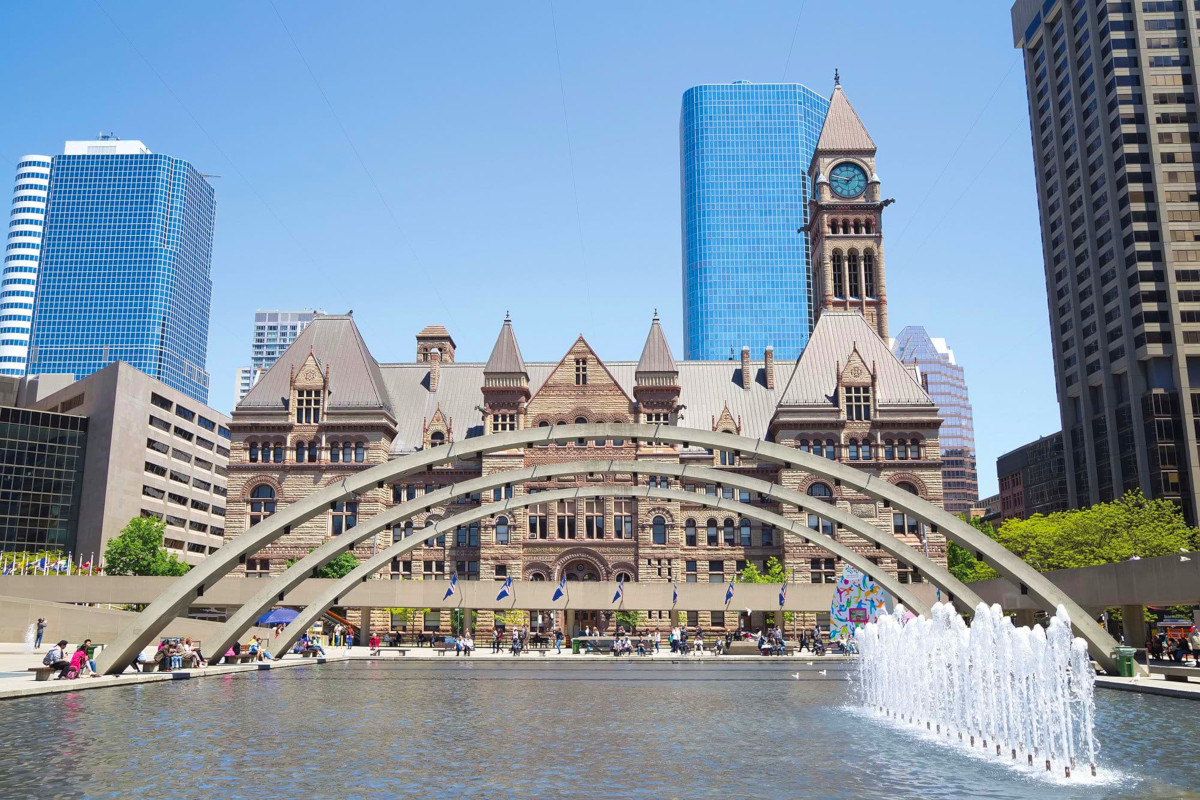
[854,602,1098,779]
[23,623,35,653]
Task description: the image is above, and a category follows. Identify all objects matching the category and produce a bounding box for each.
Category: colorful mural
[829,564,888,644]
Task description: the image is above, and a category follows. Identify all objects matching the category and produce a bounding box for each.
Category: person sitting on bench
[42,640,71,679]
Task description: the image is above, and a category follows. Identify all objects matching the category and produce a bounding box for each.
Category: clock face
[829,162,867,198]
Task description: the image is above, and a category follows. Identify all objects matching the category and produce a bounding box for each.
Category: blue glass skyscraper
[27,138,215,403]
[681,81,829,361]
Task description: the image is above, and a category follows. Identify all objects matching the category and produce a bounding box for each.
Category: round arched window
[652,515,667,545]
[496,516,510,545]
[807,483,834,503]
[249,485,276,525]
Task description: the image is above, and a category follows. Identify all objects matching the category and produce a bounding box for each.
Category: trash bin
[571,638,580,655]
[1113,646,1137,677]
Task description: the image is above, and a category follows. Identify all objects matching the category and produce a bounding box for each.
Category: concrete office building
[25,362,232,565]
[892,327,979,515]
[234,309,321,405]
[1012,0,1200,522]
[1,155,50,377]
[996,431,1070,522]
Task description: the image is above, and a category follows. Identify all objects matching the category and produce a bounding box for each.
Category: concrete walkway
[1096,673,1200,701]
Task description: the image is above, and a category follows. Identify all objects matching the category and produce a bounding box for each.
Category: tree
[949,491,1198,582]
[737,557,793,626]
[947,517,999,583]
[103,516,190,577]
[614,610,642,631]
[286,549,358,579]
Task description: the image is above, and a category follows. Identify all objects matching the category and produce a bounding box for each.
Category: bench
[434,645,456,656]
[1150,664,1200,683]
[225,652,258,665]
[28,667,58,681]
[299,649,319,658]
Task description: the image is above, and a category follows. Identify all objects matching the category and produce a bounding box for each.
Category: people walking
[555,629,563,655]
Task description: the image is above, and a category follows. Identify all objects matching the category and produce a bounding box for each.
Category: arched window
[249,485,276,525]
[248,441,259,463]
[330,442,340,463]
[652,515,667,545]
[355,442,365,462]
[555,421,567,447]
[807,483,834,503]
[739,518,752,547]
[861,439,872,460]
[848,439,859,460]
[832,251,845,297]
[864,219,874,234]
[342,442,352,462]
[825,439,837,460]
[830,219,839,235]
[884,439,895,460]
[684,519,697,546]
[403,520,414,539]
[909,440,920,460]
[495,516,510,545]
[530,572,546,581]
[308,441,318,462]
[576,417,588,446]
[893,482,923,540]
[894,439,907,459]
[612,420,624,447]
[295,442,306,463]
[853,219,862,234]
[272,442,284,463]
[537,420,550,448]
[424,517,445,548]
[811,440,823,458]
[848,250,861,297]
[706,518,718,546]
[615,571,633,584]
[798,439,810,453]
[864,250,876,297]
[723,518,735,546]
[430,431,445,447]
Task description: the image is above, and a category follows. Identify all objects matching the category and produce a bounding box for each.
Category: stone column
[357,609,372,645]
[1121,605,1147,649]
[1011,609,1036,628]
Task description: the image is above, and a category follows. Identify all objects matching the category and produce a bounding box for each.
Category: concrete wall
[972,552,1200,610]
[0,595,272,647]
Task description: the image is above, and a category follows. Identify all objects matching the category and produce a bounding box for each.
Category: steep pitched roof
[238,314,393,415]
[636,313,677,374]
[815,83,876,153]
[777,312,930,407]
[483,316,527,375]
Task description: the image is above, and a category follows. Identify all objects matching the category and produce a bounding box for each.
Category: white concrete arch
[268,484,934,658]
[94,424,1122,674]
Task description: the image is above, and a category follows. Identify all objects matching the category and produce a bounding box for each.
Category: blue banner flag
[442,572,458,601]
[612,575,624,604]
[779,582,787,609]
[496,575,513,601]
[672,580,678,606]
[725,576,735,605]
[552,575,567,602]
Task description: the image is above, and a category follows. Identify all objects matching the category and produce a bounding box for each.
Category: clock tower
[806,74,889,339]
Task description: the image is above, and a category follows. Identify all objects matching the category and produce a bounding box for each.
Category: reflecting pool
[0,661,1194,799]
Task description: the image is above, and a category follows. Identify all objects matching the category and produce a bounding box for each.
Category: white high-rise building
[1,155,51,376]
[234,309,321,405]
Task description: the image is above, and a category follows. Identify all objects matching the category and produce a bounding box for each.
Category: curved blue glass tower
[26,140,215,403]
[681,81,829,361]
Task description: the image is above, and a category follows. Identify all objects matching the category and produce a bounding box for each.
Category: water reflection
[0,662,1193,799]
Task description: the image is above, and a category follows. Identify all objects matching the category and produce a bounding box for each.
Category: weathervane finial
[834,68,840,86]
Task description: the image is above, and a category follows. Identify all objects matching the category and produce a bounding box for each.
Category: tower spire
[834,68,840,86]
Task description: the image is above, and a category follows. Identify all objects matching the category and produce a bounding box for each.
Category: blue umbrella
[256,608,300,626]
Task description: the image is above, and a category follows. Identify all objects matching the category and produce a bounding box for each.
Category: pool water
[0,661,1194,799]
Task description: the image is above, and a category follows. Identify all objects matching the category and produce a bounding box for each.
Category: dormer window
[575,358,588,385]
[844,386,871,421]
[295,389,322,424]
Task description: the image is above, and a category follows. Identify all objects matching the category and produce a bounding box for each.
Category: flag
[551,575,567,602]
[778,582,787,609]
[37,557,47,574]
[725,576,735,605]
[612,575,624,604]
[672,580,678,606]
[496,575,513,601]
[442,572,458,601]
[80,560,91,574]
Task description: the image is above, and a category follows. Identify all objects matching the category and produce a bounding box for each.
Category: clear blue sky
[0,1,1054,495]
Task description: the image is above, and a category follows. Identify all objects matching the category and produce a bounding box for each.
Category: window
[574,358,587,385]
[491,413,517,433]
[884,439,895,460]
[848,251,861,297]
[739,519,752,547]
[685,560,698,583]
[848,439,859,460]
[685,519,697,547]
[424,519,446,548]
[556,500,576,539]
[709,560,725,583]
[761,524,775,547]
[811,557,836,584]
[807,483,834,503]
[529,505,547,539]
[832,251,845,297]
[295,389,322,424]
[892,482,924,539]
[844,386,871,420]
[330,442,340,463]
[706,518,719,546]
[493,485,513,501]
[248,441,259,462]
[585,499,604,538]
[273,443,284,463]
[246,558,270,578]
[575,417,588,446]
[555,421,567,447]
[613,499,632,539]
[249,485,276,525]
[864,251,876,297]
[861,440,872,460]
[495,516,510,545]
[723,518,735,546]
[342,442,352,462]
[808,513,834,537]
[355,441,365,462]
[652,515,667,545]
[331,501,358,535]
[295,441,306,463]
[897,561,923,584]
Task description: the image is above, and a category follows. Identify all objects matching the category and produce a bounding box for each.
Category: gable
[526,337,634,423]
